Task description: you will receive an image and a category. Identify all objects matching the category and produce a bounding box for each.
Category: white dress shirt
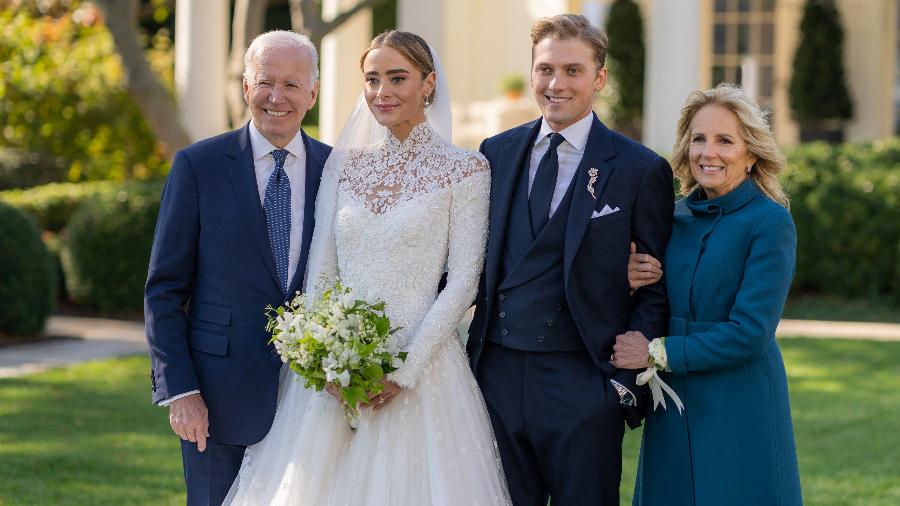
[248,120,307,285]
[528,112,594,218]
[159,123,308,407]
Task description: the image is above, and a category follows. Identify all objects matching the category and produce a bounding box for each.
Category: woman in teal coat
[615,84,802,505]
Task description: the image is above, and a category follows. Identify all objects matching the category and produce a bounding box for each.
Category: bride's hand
[363,380,402,411]
[324,383,343,402]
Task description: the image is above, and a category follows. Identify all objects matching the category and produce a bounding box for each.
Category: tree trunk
[289,0,391,50]
[227,0,269,127]
[93,0,192,160]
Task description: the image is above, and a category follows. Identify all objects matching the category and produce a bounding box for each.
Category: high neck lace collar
[384,122,437,153]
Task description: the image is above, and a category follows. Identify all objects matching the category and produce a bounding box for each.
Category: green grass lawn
[1,338,899,505]
[782,294,900,323]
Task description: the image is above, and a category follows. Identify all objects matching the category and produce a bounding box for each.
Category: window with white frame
[711,0,776,113]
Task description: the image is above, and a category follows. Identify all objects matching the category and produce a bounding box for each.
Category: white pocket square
[592,204,621,218]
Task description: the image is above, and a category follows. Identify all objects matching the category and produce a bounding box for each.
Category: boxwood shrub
[0,201,57,336]
[60,182,162,314]
[0,181,120,232]
[783,138,900,301]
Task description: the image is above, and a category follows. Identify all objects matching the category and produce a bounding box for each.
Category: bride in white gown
[224,31,510,505]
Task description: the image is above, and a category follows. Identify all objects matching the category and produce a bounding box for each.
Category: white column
[398,0,445,57]
[319,0,373,144]
[643,0,702,153]
[175,0,229,141]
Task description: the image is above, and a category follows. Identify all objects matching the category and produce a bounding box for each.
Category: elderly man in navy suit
[144,31,331,505]
[467,14,673,506]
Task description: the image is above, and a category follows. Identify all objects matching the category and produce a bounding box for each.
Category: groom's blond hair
[530,14,608,71]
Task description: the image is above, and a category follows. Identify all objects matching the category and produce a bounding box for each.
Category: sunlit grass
[1,339,898,505]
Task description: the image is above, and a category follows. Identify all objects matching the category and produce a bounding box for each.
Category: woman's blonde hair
[671,84,789,207]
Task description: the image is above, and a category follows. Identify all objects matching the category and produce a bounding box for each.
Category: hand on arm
[628,241,663,292]
[611,330,651,369]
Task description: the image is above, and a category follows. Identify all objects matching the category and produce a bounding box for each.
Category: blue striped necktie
[264,148,290,295]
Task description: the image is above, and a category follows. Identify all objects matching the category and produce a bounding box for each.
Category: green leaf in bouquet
[362,363,384,380]
[374,317,390,335]
[370,301,386,311]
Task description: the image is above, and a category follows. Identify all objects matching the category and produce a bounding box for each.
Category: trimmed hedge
[783,138,900,301]
[0,181,121,232]
[0,201,57,336]
[60,182,163,314]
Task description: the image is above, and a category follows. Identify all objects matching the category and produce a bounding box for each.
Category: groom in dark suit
[468,15,673,505]
[144,31,330,505]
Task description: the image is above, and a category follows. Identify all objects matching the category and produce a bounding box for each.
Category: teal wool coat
[633,179,803,506]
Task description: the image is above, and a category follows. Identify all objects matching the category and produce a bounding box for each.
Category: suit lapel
[286,129,327,296]
[224,123,282,293]
[563,115,616,283]
[484,120,541,301]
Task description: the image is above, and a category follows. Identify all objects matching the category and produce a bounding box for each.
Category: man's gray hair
[243,30,320,84]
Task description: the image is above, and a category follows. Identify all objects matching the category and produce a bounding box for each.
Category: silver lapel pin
[587,168,599,199]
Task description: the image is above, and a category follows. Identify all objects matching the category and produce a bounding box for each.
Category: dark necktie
[264,149,291,295]
[529,132,566,236]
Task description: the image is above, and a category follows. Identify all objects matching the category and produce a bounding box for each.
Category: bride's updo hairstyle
[360,30,437,104]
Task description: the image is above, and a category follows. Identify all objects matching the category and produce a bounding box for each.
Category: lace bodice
[340,122,487,214]
[321,122,490,389]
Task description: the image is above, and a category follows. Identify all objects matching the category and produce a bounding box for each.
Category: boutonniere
[587,168,599,199]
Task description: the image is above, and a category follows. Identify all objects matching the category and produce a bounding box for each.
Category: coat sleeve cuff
[665,334,688,375]
[157,390,200,406]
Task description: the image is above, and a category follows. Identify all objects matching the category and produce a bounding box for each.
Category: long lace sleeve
[387,155,490,389]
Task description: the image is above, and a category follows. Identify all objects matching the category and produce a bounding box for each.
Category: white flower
[648,338,668,370]
[335,369,351,387]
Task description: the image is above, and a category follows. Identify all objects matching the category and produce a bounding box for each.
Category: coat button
[499,311,507,318]
[555,304,563,311]
[546,319,554,327]
[498,293,506,301]
[537,336,545,343]
[270,349,279,358]
[501,329,510,336]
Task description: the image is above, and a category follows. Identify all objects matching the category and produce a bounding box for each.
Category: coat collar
[685,178,760,216]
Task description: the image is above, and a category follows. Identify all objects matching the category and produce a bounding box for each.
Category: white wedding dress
[224,122,510,505]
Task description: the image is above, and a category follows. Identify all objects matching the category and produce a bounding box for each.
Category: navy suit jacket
[468,114,673,416]
[144,124,330,445]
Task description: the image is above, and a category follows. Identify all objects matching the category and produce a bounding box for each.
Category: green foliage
[788,0,853,122]
[605,0,645,127]
[0,7,171,189]
[499,74,526,94]
[60,182,163,314]
[0,200,56,337]
[0,180,122,232]
[783,138,900,301]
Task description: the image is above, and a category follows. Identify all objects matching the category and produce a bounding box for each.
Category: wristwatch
[610,379,636,407]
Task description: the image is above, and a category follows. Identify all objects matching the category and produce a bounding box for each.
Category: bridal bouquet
[266,282,405,426]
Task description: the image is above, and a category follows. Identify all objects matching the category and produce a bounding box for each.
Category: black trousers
[477,342,625,506]
[180,438,246,506]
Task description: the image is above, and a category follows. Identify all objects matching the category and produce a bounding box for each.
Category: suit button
[498,293,506,301]
[270,349,279,358]
[555,304,563,311]
[546,319,554,327]
[499,311,506,318]
[537,335,545,343]
[501,329,510,336]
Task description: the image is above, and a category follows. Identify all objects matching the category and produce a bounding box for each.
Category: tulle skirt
[224,338,510,505]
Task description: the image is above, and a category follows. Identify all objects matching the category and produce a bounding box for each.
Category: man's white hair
[243,30,320,84]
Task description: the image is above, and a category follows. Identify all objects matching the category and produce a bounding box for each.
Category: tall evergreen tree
[605,0,645,139]
[788,0,853,128]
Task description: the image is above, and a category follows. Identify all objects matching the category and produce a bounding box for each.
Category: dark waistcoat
[487,161,585,352]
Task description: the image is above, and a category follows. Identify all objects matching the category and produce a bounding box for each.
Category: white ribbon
[636,366,684,414]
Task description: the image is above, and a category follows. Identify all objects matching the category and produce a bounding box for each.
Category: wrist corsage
[635,337,684,414]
